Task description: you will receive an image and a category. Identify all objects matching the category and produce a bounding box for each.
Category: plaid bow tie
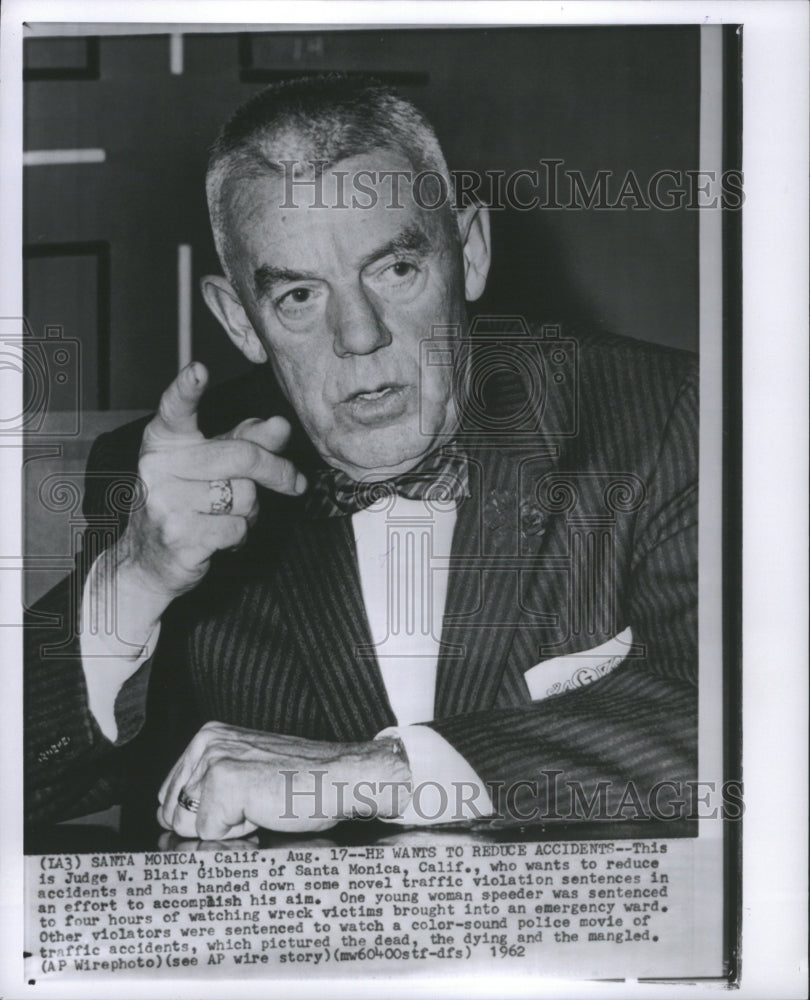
[305,442,470,517]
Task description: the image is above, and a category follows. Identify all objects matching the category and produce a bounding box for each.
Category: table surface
[26,810,696,855]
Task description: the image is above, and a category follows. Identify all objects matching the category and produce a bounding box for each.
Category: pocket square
[524,627,634,701]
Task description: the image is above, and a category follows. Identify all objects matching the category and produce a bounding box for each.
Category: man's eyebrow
[357,225,432,271]
[254,264,319,299]
[253,225,433,299]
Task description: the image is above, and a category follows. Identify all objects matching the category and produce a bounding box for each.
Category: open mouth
[350,384,399,402]
[344,383,409,423]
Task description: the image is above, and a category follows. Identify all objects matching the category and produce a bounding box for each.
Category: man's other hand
[156,722,413,839]
[113,362,307,613]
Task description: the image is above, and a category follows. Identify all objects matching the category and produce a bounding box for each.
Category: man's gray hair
[206,74,455,285]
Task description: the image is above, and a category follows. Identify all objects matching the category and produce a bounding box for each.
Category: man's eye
[275,286,319,316]
[372,260,419,288]
[365,258,426,302]
[387,261,416,279]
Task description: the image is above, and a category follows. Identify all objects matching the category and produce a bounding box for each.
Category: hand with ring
[177,788,200,813]
[157,721,413,840]
[109,362,308,620]
[208,479,234,515]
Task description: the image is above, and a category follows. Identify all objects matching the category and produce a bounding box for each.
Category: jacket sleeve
[24,420,155,825]
[427,371,699,825]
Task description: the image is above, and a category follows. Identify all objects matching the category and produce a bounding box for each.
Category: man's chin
[327,432,439,482]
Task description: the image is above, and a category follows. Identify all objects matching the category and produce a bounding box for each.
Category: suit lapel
[274,516,397,741]
[434,442,558,716]
[434,330,576,717]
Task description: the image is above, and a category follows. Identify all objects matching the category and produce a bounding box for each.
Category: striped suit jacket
[25,328,698,829]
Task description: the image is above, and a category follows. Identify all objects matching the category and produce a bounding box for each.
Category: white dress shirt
[80,495,493,825]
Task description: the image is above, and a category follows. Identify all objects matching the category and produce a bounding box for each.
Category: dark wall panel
[23,243,109,411]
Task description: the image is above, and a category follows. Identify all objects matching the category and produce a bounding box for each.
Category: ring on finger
[208,478,234,515]
[178,788,200,813]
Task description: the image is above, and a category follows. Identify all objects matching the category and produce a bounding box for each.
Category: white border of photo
[0,3,806,999]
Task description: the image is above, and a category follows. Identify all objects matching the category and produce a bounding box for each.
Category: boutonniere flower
[483,488,513,534]
[519,499,547,539]
[482,490,547,543]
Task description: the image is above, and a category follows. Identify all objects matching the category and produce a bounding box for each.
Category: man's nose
[329,286,392,357]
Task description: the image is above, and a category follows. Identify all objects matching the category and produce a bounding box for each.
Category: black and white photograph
[0,2,806,997]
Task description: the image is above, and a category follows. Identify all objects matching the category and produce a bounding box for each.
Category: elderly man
[25,76,698,840]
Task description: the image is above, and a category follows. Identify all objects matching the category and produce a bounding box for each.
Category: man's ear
[457,202,491,302]
[200,275,268,364]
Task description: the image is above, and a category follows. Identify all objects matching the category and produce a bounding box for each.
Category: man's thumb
[152,362,208,439]
[230,414,292,453]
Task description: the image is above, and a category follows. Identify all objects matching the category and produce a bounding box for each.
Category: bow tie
[305,442,470,517]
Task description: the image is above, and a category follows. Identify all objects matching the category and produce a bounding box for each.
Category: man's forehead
[284,148,415,181]
[222,151,450,270]
[227,148,420,212]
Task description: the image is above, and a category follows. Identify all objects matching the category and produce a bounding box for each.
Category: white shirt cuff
[376,725,494,825]
[80,555,161,742]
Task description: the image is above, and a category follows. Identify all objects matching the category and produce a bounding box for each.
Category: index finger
[146,362,208,445]
[173,438,307,495]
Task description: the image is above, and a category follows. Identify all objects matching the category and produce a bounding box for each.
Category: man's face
[221,151,471,479]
